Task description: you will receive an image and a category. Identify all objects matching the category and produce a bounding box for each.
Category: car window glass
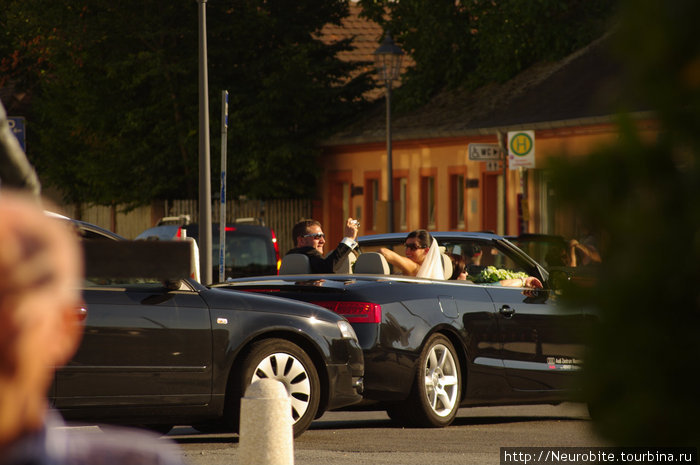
[512,237,567,270]
[186,225,277,279]
[79,230,114,240]
[359,239,529,279]
[84,277,164,287]
[440,240,528,277]
[135,225,181,241]
[214,233,275,278]
[223,235,271,266]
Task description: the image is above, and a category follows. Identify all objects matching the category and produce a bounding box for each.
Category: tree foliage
[358,0,475,109]
[1,0,372,206]
[207,0,372,199]
[549,0,700,447]
[358,0,617,110]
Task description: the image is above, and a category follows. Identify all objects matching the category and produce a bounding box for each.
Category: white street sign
[507,131,535,170]
[468,143,501,161]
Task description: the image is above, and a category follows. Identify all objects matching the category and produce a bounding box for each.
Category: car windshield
[510,236,568,270]
[135,225,182,241]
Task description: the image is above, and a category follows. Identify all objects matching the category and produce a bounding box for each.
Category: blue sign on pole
[8,117,26,152]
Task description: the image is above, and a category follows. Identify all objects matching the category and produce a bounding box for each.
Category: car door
[485,285,585,391]
[53,281,213,408]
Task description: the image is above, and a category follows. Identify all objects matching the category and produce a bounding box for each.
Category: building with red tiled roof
[319,1,413,100]
[314,32,656,246]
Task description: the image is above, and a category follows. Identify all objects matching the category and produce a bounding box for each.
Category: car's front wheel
[389,334,461,427]
[228,338,321,437]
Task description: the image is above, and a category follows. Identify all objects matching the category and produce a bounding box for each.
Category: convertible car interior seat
[333,251,356,274]
[279,253,311,274]
[353,252,390,274]
[441,252,453,280]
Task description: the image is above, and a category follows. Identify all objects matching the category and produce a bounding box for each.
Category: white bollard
[238,379,294,465]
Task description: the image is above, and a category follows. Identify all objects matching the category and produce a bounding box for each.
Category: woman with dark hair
[448,253,467,280]
[378,229,444,279]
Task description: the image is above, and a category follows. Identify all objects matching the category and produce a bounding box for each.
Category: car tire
[404,334,462,427]
[228,338,321,438]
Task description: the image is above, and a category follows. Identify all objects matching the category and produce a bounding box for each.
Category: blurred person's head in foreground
[0,191,84,449]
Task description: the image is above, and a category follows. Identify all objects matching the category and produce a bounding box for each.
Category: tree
[358,0,475,109]
[549,0,700,447]
[358,0,617,110]
[2,0,372,206]
[207,0,372,198]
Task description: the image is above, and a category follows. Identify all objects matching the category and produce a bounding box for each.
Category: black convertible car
[50,218,364,437]
[222,232,592,428]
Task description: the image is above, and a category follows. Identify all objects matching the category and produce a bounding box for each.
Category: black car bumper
[325,362,363,411]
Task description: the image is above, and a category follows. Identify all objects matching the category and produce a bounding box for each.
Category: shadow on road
[452,415,586,427]
[168,427,239,445]
[310,418,394,430]
[166,403,590,442]
[309,414,586,431]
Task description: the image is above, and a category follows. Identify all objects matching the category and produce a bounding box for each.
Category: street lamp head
[374,31,404,83]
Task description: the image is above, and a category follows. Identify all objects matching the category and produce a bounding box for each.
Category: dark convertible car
[50,218,364,437]
[222,232,592,428]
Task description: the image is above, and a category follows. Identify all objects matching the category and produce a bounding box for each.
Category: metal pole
[386,80,394,233]
[198,0,212,284]
[219,90,228,283]
[497,131,508,235]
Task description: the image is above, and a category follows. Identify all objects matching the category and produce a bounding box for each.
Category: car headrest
[279,253,311,274]
[441,252,453,280]
[333,251,356,274]
[353,252,390,274]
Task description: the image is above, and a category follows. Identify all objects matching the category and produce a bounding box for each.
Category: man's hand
[524,276,543,289]
[344,218,359,241]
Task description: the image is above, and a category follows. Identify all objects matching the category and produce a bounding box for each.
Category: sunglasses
[303,233,325,240]
[404,243,428,251]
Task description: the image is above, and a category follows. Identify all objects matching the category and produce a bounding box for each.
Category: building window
[342,182,351,222]
[450,174,465,229]
[397,177,407,231]
[421,176,436,229]
[364,178,379,231]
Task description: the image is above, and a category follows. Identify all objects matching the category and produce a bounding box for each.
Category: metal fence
[164,198,313,255]
[63,199,313,255]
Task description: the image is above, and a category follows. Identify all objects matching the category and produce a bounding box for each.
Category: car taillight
[270,229,281,273]
[311,301,381,324]
[224,226,236,232]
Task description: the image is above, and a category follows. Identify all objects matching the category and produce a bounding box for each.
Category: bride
[378,229,444,279]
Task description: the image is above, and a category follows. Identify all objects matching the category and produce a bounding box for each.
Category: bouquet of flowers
[472,266,529,283]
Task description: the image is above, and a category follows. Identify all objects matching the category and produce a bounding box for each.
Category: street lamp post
[198,0,212,284]
[374,32,403,233]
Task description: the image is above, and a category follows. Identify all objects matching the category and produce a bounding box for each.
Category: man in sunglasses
[287,218,359,273]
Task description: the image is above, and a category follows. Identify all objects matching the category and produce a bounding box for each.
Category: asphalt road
[169,402,607,465]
